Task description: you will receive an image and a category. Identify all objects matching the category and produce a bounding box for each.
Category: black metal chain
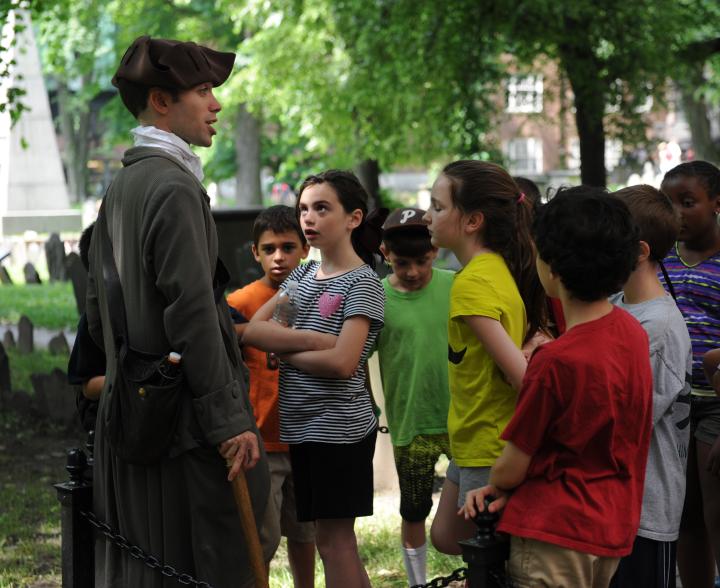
[411,566,467,588]
[81,510,214,588]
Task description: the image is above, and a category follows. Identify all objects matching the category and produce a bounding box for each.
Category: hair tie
[517,192,526,204]
[356,207,390,253]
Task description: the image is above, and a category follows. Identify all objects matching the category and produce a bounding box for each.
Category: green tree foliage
[492,0,702,185]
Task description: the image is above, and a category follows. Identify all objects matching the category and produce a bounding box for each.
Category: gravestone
[31,368,76,428]
[44,233,66,281]
[0,265,12,284]
[17,315,33,354]
[65,252,86,315]
[0,341,11,406]
[3,330,15,349]
[48,332,69,355]
[23,262,41,284]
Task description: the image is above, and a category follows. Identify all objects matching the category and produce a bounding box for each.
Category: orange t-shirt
[227,280,286,452]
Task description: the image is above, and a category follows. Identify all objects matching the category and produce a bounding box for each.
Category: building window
[506,75,544,113]
[505,138,544,174]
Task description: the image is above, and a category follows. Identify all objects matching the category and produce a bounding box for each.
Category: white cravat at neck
[131,125,204,182]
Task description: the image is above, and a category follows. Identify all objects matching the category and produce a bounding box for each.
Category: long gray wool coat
[86,146,269,588]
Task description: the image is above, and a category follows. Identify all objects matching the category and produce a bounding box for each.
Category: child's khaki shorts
[508,536,619,588]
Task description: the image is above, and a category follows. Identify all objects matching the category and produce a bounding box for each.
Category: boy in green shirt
[376,207,454,586]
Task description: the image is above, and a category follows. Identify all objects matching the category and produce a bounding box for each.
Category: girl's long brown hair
[442,160,547,342]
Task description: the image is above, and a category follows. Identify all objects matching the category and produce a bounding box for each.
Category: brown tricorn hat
[112,35,235,90]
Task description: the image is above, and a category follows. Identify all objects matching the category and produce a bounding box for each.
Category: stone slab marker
[65,252,86,315]
[48,332,70,355]
[0,265,12,284]
[17,315,33,354]
[23,262,41,284]
[0,341,11,406]
[31,368,76,428]
[45,233,67,281]
[3,330,15,349]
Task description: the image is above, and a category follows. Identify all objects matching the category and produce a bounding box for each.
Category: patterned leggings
[393,434,452,522]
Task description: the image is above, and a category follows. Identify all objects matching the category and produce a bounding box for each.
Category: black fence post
[458,504,510,588]
[54,447,94,588]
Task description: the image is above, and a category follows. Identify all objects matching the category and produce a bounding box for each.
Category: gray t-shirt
[610,293,691,541]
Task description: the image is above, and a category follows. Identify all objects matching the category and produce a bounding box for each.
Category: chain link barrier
[81,510,214,588]
[410,565,515,588]
[411,566,467,588]
[83,509,513,588]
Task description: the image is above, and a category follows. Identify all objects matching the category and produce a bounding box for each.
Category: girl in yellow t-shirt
[422,160,547,554]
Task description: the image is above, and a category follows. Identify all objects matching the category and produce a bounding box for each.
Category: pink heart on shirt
[319,292,344,318]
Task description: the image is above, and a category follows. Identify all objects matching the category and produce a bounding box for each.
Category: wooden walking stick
[228,462,269,588]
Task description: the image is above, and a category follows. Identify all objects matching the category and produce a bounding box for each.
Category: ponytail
[351,207,389,269]
[511,196,548,342]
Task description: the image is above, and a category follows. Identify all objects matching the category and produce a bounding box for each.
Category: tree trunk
[355,158,380,210]
[677,64,720,164]
[559,44,607,187]
[56,80,92,202]
[235,103,262,207]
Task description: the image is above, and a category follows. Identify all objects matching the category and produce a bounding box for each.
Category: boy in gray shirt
[610,185,692,588]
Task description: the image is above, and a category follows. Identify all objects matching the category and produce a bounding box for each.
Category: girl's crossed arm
[242,292,337,353]
[280,316,371,380]
[462,315,528,390]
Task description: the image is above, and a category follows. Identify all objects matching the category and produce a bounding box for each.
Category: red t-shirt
[227,280,286,452]
[498,306,653,557]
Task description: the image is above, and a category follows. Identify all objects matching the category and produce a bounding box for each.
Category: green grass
[0,283,78,330]
[5,347,70,394]
[0,414,77,588]
[267,496,464,587]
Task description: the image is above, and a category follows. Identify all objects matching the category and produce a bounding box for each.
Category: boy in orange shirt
[227,205,314,586]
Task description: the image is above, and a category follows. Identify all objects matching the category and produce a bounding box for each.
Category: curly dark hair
[533,186,639,302]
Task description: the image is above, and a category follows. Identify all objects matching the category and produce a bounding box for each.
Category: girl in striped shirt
[244,170,387,588]
[660,160,720,588]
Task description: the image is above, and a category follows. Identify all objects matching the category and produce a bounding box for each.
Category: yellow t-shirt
[448,252,526,466]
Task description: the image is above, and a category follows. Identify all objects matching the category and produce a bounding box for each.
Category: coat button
[138,387,146,398]
[232,387,238,399]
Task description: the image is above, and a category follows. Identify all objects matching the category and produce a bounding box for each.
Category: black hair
[533,185,639,302]
[382,227,434,258]
[252,205,306,247]
[79,222,95,271]
[613,185,679,262]
[662,160,720,198]
[297,169,384,269]
[442,160,546,342]
[115,78,180,118]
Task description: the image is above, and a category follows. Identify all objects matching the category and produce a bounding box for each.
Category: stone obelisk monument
[0,11,81,237]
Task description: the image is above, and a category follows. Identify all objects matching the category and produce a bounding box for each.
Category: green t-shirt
[376,268,455,446]
[448,253,526,466]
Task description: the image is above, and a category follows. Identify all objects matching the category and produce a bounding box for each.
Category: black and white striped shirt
[278,261,384,444]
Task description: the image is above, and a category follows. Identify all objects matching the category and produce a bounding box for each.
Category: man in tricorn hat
[86,36,269,587]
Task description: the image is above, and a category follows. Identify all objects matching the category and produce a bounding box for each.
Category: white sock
[402,543,427,587]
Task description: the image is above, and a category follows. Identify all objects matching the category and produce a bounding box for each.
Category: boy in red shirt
[463,186,654,587]
[226,205,314,587]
